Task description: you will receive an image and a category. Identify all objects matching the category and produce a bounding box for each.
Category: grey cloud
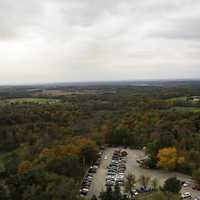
[0,0,200,84]
[152,18,200,41]
[0,0,42,39]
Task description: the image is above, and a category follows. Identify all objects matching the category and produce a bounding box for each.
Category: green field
[136,192,180,200]
[167,96,188,101]
[168,106,200,113]
[2,98,60,104]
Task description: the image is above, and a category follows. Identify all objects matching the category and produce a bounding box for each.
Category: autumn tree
[18,161,32,174]
[157,147,184,170]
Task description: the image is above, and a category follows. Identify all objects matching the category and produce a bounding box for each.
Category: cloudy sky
[0,0,200,84]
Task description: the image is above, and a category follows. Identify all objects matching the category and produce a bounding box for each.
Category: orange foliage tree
[157,147,185,171]
[18,160,32,174]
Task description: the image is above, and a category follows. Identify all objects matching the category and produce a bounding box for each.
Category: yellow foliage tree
[157,147,185,171]
[18,160,32,174]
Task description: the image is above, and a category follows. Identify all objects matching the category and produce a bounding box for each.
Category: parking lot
[87,147,200,199]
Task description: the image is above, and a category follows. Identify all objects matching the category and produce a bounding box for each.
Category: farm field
[33,89,108,96]
[2,98,60,104]
[168,106,200,113]
[168,96,188,101]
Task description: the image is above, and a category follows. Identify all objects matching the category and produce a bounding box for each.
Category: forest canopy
[0,82,200,199]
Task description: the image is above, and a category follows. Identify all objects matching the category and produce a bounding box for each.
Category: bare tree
[138,175,150,189]
[125,173,136,200]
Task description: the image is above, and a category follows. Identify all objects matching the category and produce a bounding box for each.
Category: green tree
[113,183,122,200]
[91,195,98,200]
[99,186,113,200]
[0,181,10,200]
[162,177,182,194]
[46,155,84,179]
[80,143,98,165]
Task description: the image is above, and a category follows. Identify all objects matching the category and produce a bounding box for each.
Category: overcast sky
[0,0,200,84]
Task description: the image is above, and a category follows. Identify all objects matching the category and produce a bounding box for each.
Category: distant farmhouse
[187,96,200,103]
[192,96,200,103]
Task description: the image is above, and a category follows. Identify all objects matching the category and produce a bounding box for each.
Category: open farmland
[33,89,116,96]
[2,98,60,104]
[167,106,200,113]
[168,96,188,101]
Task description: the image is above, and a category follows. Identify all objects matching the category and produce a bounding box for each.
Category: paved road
[88,148,200,199]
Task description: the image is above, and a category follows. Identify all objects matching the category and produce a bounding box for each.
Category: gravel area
[88,148,200,199]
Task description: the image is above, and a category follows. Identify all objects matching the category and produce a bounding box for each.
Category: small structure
[192,96,200,103]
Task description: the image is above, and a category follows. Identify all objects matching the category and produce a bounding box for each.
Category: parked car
[136,186,151,193]
[88,166,97,173]
[132,189,139,196]
[80,188,89,196]
[117,181,124,186]
[100,146,105,150]
[193,185,200,191]
[194,197,200,200]
[94,159,101,166]
[107,171,116,176]
[106,180,115,186]
[121,151,128,157]
[183,182,190,187]
[181,192,192,199]
[81,182,90,187]
[181,181,190,187]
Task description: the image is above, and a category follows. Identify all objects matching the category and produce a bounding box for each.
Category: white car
[181,192,192,199]
[183,182,190,187]
[132,189,139,196]
[194,197,200,200]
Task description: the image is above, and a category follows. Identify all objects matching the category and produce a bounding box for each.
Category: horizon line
[0,78,200,87]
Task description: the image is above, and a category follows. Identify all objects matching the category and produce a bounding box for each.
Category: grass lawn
[135,192,180,200]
